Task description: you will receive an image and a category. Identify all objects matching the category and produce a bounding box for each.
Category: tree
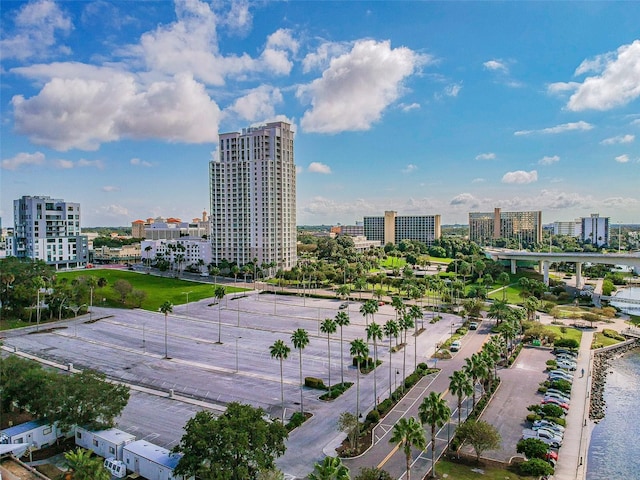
[291,328,310,413]
[320,318,337,393]
[159,301,173,358]
[365,321,383,407]
[174,403,287,480]
[399,314,414,392]
[353,467,393,480]
[389,417,426,480]
[487,299,510,326]
[463,354,486,408]
[449,370,473,425]
[455,420,501,463]
[350,338,369,449]
[338,411,359,452]
[113,279,132,303]
[52,369,130,432]
[518,458,554,477]
[383,319,399,399]
[270,339,291,421]
[214,285,226,343]
[516,438,550,460]
[523,296,541,322]
[308,456,350,480]
[418,391,451,479]
[64,448,110,480]
[335,311,350,385]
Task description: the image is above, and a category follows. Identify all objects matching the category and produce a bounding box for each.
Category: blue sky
[1,0,639,227]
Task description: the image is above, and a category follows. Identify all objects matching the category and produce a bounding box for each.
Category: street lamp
[142,323,146,352]
[182,291,193,317]
[235,336,242,372]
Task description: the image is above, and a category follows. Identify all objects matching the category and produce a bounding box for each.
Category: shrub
[546,416,566,427]
[286,412,307,431]
[319,382,353,401]
[554,338,579,349]
[549,379,572,394]
[537,386,548,393]
[603,329,625,341]
[518,458,554,476]
[540,404,565,418]
[305,377,327,390]
[527,404,542,414]
[546,359,557,368]
[366,409,380,425]
[526,413,541,422]
[377,398,393,416]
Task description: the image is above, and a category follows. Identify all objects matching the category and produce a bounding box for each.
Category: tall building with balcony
[469,207,542,246]
[580,214,610,246]
[210,121,297,270]
[363,211,441,246]
[12,195,88,269]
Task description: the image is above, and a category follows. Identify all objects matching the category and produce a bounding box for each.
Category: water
[586,351,640,479]
[609,287,640,314]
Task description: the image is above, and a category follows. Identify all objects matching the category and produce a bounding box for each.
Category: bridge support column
[543,261,550,286]
[576,262,583,289]
[510,259,517,274]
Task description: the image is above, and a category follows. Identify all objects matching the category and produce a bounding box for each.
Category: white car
[522,428,562,448]
[549,370,573,381]
[450,340,461,352]
[544,392,571,403]
[555,353,577,362]
[546,388,571,398]
[556,360,577,371]
[533,419,566,434]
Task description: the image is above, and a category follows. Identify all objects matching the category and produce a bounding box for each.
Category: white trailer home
[0,420,60,450]
[74,427,135,460]
[123,440,193,480]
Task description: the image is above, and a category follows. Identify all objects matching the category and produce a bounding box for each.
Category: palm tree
[389,417,426,480]
[210,266,220,285]
[320,318,337,394]
[335,311,350,385]
[214,285,226,343]
[231,264,240,284]
[366,321,383,407]
[408,304,423,370]
[336,284,351,302]
[270,339,291,421]
[350,337,369,448]
[159,301,173,358]
[65,448,110,480]
[400,314,414,392]
[291,328,310,413]
[449,370,473,425]
[498,272,510,301]
[354,277,367,300]
[487,299,510,326]
[359,299,376,327]
[523,296,540,322]
[464,354,489,408]
[144,245,152,273]
[384,319,399,399]
[418,391,451,479]
[308,456,350,480]
[391,296,405,321]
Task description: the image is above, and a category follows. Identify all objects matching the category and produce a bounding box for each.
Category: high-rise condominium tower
[210,122,297,271]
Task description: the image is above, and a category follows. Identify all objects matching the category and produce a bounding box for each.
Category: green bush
[377,398,393,416]
[526,413,541,422]
[366,409,380,425]
[547,416,566,427]
[540,403,565,418]
[554,338,579,349]
[538,386,548,393]
[546,359,557,367]
[319,382,353,401]
[549,379,572,394]
[518,458,554,476]
[603,329,625,341]
[304,377,327,390]
[286,412,307,431]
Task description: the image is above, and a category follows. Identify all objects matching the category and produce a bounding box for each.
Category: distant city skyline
[1,1,639,227]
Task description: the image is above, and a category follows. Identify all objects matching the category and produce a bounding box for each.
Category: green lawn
[545,325,583,344]
[437,459,528,479]
[56,269,245,311]
[593,331,623,348]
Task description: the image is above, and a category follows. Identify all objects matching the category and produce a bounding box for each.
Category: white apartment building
[581,214,610,246]
[210,122,297,270]
[141,238,212,272]
[364,211,442,246]
[553,220,581,237]
[12,195,88,269]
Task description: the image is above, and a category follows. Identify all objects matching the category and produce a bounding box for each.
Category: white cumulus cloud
[615,154,630,163]
[514,121,593,136]
[399,102,420,112]
[130,158,153,167]
[475,152,496,160]
[450,193,479,207]
[1,151,45,170]
[539,155,560,165]
[101,186,120,192]
[297,39,426,133]
[302,41,350,73]
[502,170,538,184]
[483,59,508,72]
[11,69,221,151]
[600,134,635,145]
[308,162,331,174]
[566,40,640,111]
[226,85,283,122]
[0,0,73,61]
[402,164,418,174]
[53,159,74,169]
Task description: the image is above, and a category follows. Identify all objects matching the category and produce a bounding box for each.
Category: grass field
[592,331,623,348]
[545,325,583,344]
[57,269,245,311]
[437,459,528,479]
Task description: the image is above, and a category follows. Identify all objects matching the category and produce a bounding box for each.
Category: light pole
[182,291,193,317]
[164,313,168,359]
[235,336,242,372]
[142,323,146,352]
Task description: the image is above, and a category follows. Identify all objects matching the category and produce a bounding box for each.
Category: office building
[12,195,88,269]
[364,211,441,246]
[132,212,210,240]
[210,121,296,270]
[469,208,542,246]
[581,214,610,246]
[553,220,581,237]
[330,224,365,237]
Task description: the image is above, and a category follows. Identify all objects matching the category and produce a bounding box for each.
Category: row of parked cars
[522,348,578,453]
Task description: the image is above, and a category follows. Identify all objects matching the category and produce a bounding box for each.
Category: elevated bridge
[486,249,640,288]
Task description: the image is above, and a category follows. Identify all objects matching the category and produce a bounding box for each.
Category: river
[586,350,640,479]
[609,286,640,314]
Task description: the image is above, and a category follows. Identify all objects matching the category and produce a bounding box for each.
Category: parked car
[555,353,577,362]
[522,429,562,448]
[533,423,565,437]
[450,340,461,352]
[339,303,349,310]
[548,370,573,382]
[544,392,571,403]
[469,322,479,330]
[545,450,559,461]
[533,419,566,434]
[546,388,571,398]
[556,360,577,371]
[542,398,570,410]
[536,426,564,440]
[553,348,578,357]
